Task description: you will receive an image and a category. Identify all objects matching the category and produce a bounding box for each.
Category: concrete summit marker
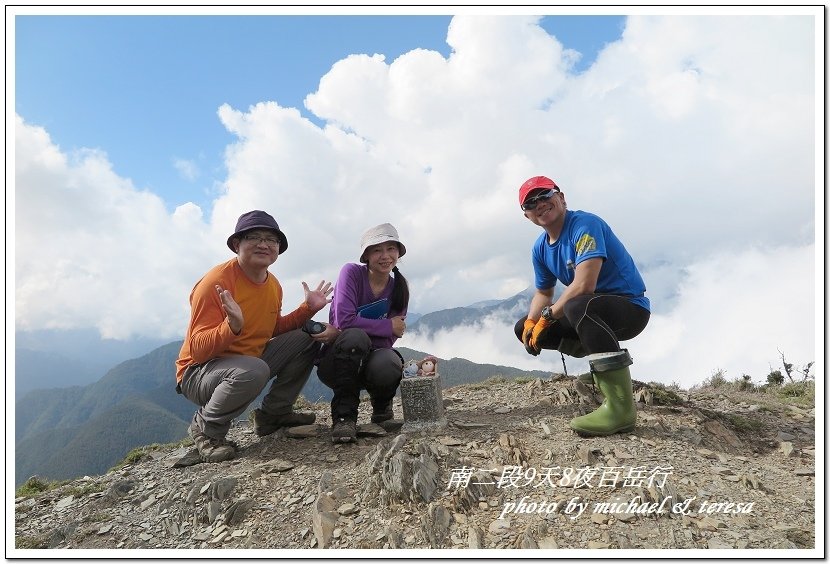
[400,373,447,432]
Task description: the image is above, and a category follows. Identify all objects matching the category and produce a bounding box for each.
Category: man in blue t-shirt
[514,175,650,437]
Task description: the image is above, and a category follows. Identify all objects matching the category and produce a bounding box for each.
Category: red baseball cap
[518,176,559,206]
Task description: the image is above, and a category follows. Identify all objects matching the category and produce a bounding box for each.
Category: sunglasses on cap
[521,189,559,211]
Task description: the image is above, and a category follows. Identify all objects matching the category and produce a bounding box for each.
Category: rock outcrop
[14,377,816,551]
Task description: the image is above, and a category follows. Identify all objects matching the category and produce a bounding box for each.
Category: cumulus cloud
[14,115,223,339]
[635,243,817,385]
[212,15,815,313]
[14,14,818,386]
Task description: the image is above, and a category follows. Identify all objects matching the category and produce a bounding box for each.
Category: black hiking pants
[514,293,650,354]
[317,328,403,421]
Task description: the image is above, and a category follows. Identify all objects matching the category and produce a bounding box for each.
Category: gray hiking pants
[180,329,316,439]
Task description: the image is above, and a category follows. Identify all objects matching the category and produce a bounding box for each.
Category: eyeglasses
[521,189,559,211]
[243,234,280,247]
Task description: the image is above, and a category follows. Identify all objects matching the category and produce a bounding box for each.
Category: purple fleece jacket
[329,263,407,349]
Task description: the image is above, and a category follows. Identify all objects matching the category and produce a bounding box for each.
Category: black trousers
[514,294,650,354]
[317,328,403,421]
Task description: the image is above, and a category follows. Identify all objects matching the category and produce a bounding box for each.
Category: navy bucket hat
[226,210,289,254]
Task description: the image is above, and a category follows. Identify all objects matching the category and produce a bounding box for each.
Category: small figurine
[418,356,438,376]
[402,359,420,378]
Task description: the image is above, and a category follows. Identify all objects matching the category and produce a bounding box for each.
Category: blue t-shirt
[532,210,650,312]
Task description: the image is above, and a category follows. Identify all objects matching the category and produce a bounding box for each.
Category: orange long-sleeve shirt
[175,259,312,383]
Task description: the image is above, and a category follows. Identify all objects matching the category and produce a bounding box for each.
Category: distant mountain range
[14,328,169,399]
[14,288,555,487]
[407,287,538,334]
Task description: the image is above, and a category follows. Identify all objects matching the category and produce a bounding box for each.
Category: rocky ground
[14,375,818,554]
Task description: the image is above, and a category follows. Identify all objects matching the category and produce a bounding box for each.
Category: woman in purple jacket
[317,223,409,443]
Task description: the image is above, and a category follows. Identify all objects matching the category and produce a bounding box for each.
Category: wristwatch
[540,306,556,323]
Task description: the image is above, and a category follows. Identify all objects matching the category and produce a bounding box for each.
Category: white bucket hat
[359,223,407,263]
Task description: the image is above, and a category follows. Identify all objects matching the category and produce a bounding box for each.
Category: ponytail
[390,266,410,314]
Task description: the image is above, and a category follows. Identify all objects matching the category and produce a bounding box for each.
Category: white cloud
[629,243,816,386]
[173,158,200,182]
[404,311,563,374]
[14,14,819,387]
[211,14,815,313]
[14,115,222,339]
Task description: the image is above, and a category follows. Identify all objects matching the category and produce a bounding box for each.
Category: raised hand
[216,284,243,334]
[302,280,334,312]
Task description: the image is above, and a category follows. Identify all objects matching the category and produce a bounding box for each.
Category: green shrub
[723,413,763,433]
[647,382,685,405]
[702,369,728,389]
[766,369,785,386]
[774,381,815,404]
[63,482,105,498]
[734,374,755,392]
[110,438,190,472]
[15,476,52,498]
[118,447,148,467]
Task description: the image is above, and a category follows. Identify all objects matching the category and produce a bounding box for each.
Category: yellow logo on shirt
[576,233,597,256]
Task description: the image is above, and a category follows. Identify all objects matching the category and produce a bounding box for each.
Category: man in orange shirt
[176,210,337,462]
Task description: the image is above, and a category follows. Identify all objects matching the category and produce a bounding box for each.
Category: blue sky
[15,14,624,212]
[11,9,820,387]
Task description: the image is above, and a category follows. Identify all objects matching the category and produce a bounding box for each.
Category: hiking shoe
[370,403,394,424]
[188,424,235,463]
[251,408,316,437]
[331,418,357,443]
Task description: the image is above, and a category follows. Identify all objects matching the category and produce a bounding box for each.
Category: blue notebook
[357,298,389,320]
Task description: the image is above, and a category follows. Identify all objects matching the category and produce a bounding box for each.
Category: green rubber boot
[576,372,597,387]
[570,350,636,437]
